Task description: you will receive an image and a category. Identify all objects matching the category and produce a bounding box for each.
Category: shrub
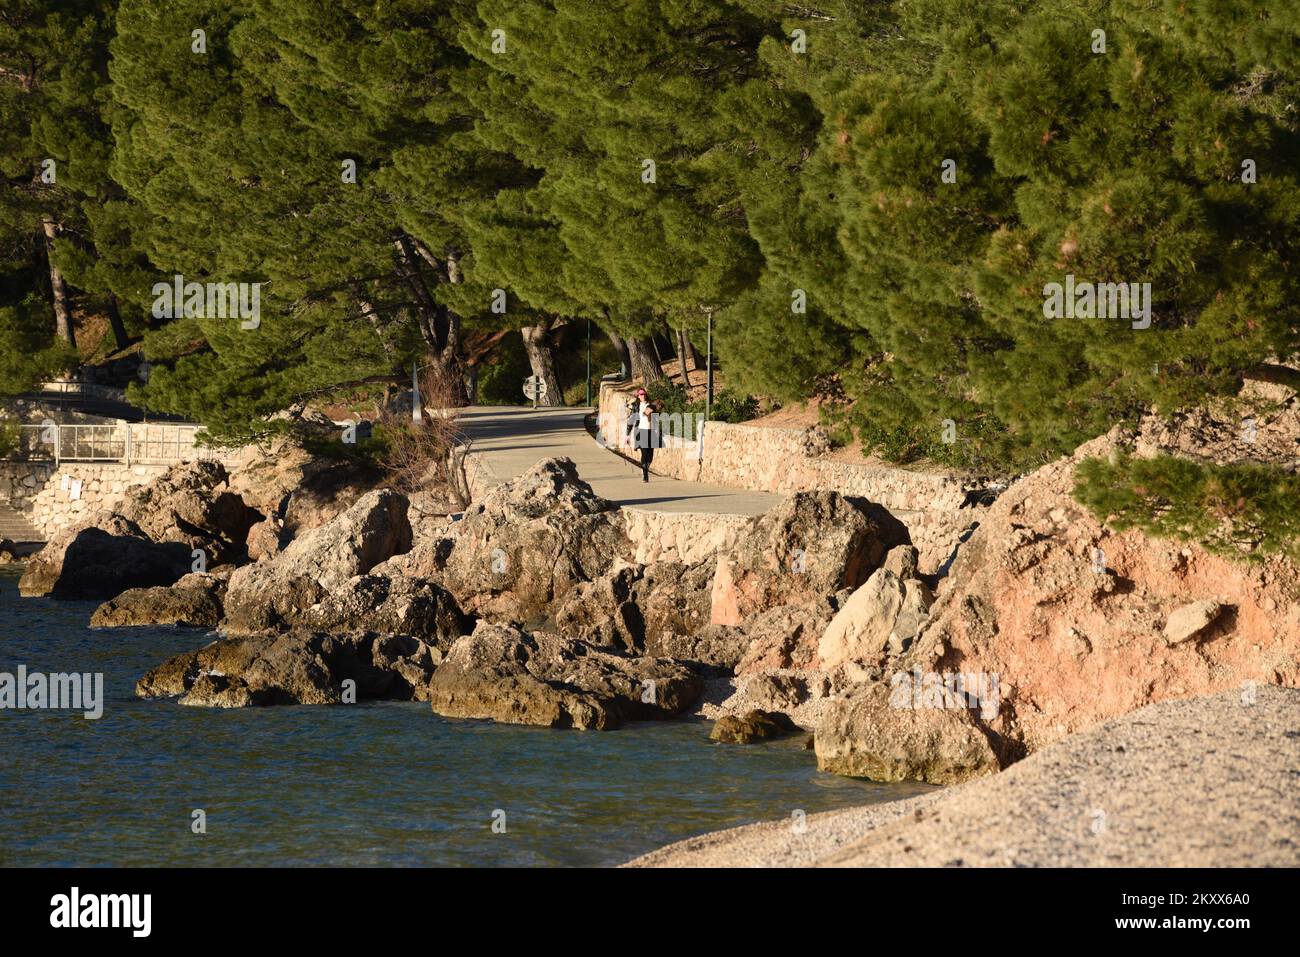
[376,364,465,499]
[708,388,758,424]
[0,420,19,459]
[1073,453,1300,562]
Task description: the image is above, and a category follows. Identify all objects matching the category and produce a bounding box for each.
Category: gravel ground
[627,685,1300,867]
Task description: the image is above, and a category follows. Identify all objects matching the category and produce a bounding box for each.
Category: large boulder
[818,567,933,668]
[371,515,456,581]
[657,596,844,676]
[136,629,442,706]
[221,489,413,633]
[440,458,632,624]
[733,596,845,674]
[710,709,798,744]
[649,625,756,672]
[19,461,261,600]
[245,516,288,563]
[553,558,713,653]
[19,514,192,600]
[298,573,471,645]
[91,570,227,628]
[224,420,386,536]
[115,460,261,565]
[709,492,893,625]
[427,622,702,730]
[814,681,1002,784]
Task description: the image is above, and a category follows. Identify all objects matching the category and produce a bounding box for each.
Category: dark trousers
[634,428,654,479]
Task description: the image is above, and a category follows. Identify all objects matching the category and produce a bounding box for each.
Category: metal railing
[2,423,225,465]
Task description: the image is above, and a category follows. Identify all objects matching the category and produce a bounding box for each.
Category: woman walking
[623,388,647,452]
[634,399,661,482]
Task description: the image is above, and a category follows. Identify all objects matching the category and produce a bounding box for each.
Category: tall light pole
[705,311,714,421]
[585,316,592,407]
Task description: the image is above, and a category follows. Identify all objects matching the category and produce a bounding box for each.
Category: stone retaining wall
[0,462,172,537]
[598,383,978,572]
[620,507,753,566]
[456,442,753,567]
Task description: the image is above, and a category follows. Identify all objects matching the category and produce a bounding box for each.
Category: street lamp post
[705,311,714,422]
[586,316,592,407]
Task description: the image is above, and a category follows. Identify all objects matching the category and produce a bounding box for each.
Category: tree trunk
[105,294,130,351]
[352,283,392,356]
[685,330,704,370]
[439,250,468,405]
[407,236,461,373]
[627,336,664,383]
[392,233,441,351]
[650,331,667,368]
[42,218,76,348]
[605,327,631,379]
[442,249,464,364]
[676,325,691,387]
[521,321,565,406]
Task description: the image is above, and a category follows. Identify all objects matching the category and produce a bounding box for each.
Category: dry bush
[377,363,468,504]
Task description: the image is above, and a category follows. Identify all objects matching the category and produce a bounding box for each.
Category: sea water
[0,569,929,867]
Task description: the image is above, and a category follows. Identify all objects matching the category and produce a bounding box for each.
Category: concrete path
[456,406,780,515]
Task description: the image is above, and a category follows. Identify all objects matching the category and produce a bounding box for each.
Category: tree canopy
[0,0,1295,487]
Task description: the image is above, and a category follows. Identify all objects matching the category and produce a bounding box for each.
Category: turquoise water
[0,568,929,866]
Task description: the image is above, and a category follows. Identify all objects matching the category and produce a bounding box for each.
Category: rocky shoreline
[14,413,1300,866]
[627,686,1300,867]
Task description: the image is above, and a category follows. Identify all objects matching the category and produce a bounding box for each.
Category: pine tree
[817,0,1300,468]
[458,0,770,388]
[108,0,470,438]
[713,0,903,404]
[0,0,136,381]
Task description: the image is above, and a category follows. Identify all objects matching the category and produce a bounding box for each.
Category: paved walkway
[457,406,780,515]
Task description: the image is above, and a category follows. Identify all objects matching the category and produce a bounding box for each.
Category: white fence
[3,423,228,465]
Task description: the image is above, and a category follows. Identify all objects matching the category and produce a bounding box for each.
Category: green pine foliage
[0,0,147,368]
[1074,453,1300,562]
[107,0,473,441]
[721,1,1300,473]
[460,0,768,343]
[0,289,75,396]
[0,0,1297,560]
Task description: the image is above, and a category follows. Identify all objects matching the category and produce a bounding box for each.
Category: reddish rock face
[908,431,1300,758]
